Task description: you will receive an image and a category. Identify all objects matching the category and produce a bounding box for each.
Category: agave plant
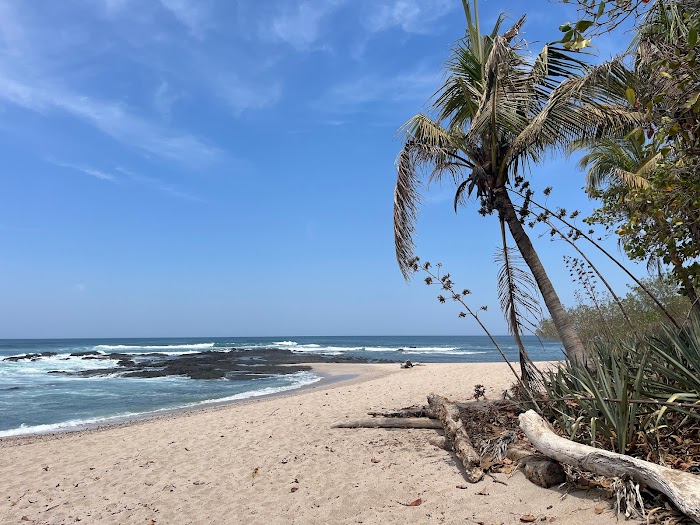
[529,321,699,456]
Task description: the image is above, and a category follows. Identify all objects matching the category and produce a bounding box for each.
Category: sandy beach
[0,362,619,525]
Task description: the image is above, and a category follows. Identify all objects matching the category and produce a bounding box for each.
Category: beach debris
[252,467,260,480]
[428,393,484,482]
[20,516,30,522]
[520,410,700,522]
[398,498,423,507]
[370,458,380,463]
[519,515,536,522]
[331,418,441,429]
[476,488,489,496]
[290,487,298,493]
[367,406,433,419]
[456,484,468,489]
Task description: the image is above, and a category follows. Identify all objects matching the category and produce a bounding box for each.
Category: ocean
[0,335,563,437]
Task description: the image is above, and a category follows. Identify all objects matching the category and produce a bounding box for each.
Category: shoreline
[0,361,616,525]
[0,362,396,446]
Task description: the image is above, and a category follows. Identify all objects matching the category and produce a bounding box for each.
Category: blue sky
[0,0,641,338]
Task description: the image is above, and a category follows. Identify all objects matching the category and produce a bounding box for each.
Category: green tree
[573,0,700,315]
[393,0,640,366]
[536,274,692,346]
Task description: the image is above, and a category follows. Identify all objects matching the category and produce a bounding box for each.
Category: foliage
[536,275,692,344]
[393,1,643,364]
[524,320,700,461]
[573,1,700,310]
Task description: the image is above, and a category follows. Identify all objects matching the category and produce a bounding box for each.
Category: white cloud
[115,166,204,201]
[49,159,119,183]
[159,0,210,38]
[215,73,282,116]
[153,80,182,120]
[363,0,455,34]
[0,74,220,165]
[317,68,439,112]
[268,0,345,50]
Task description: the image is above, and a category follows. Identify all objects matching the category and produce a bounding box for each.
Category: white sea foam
[93,343,216,351]
[263,343,481,356]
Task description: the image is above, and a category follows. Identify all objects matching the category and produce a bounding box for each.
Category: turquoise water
[0,336,562,436]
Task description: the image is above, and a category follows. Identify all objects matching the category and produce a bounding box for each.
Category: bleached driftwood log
[520,410,700,522]
[332,418,441,429]
[427,393,484,482]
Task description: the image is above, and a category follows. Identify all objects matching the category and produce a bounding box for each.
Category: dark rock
[70,351,102,357]
[4,353,43,362]
[55,347,391,381]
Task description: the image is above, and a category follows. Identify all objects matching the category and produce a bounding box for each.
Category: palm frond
[495,243,542,335]
[394,143,422,279]
[394,116,474,278]
[572,136,658,191]
[506,59,643,171]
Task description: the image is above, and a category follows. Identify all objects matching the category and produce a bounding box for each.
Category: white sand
[0,362,619,524]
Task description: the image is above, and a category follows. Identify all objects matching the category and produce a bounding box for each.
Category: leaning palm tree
[394,0,641,365]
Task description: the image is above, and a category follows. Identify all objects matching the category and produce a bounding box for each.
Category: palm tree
[393,0,640,365]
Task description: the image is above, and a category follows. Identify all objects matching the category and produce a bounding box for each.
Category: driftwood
[332,417,442,429]
[367,408,434,419]
[520,410,700,522]
[427,393,484,482]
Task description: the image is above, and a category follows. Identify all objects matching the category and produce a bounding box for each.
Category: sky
[0,0,644,338]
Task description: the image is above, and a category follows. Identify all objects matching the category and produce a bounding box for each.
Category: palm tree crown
[394,0,641,364]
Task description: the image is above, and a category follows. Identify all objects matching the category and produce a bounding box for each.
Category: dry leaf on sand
[399,498,423,507]
[520,515,537,522]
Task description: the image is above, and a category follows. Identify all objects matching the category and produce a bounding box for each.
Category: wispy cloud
[115,166,204,201]
[158,0,210,38]
[0,74,220,166]
[268,0,345,50]
[363,0,455,34]
[316,68,439,113]
[214,73,282,116]
[48,159,119,183]
[153,80,182,120]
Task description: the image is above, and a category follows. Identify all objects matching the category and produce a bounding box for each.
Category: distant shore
[0,362,616,525]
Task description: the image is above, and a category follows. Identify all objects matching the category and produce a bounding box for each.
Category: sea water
[0,336,563,436]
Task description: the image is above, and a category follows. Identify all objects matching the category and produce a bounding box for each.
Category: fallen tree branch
[520,410,700,522]
[331,418,442,429]
[428,393,484,483]
[367,408,434,419]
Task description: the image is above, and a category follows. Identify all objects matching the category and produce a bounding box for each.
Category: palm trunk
[494,187,588,365]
